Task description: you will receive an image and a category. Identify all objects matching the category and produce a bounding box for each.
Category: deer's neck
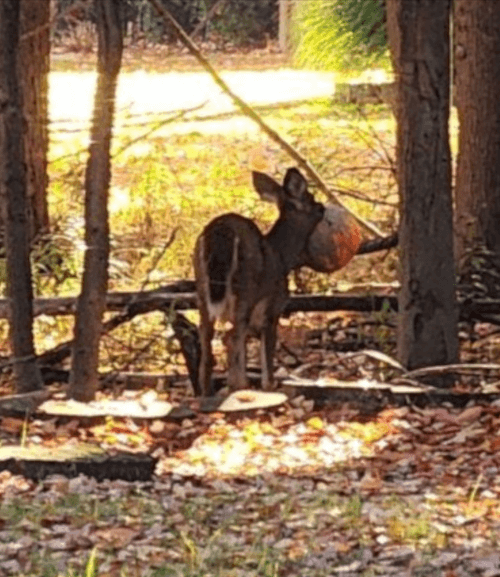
[266,220,309,272]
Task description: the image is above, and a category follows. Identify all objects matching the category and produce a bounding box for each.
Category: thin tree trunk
[279,0,293,54]
[70,0,123,401]
[454,0,500,272]
[386,0,458,376]
[0,0,43,392]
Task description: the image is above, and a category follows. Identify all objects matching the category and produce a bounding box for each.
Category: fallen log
[2,286,498,322]
[0,280,198,318]
[0,444,157,482]
[0,287,398,319]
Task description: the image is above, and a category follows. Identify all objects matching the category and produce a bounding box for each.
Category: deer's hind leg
[198,303,215,396]
[261,315,279,390]
[226,315,249,391]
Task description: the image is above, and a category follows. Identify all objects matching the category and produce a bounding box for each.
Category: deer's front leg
[226,323,248,390]
[261,317,278,390]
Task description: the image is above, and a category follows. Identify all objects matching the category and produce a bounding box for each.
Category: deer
[193,167,325,396]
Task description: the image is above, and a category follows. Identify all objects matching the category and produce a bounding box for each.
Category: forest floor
[0,47,498,577]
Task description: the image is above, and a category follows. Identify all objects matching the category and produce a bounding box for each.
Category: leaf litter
[1,389,500,576]
[2,316,500,575]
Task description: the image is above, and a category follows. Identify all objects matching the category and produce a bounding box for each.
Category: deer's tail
[203,223,239,306]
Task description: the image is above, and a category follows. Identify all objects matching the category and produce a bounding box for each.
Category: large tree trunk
[454,1,500,273]
[386,0,458,375]
[70,0,123,402]
[0,0,50,246]
[0,0,43,392]
[19,0,51,241]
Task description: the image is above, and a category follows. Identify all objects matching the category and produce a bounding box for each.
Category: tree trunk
[386,0,458,375]
[279,0,293,53]
[19,0,51,241]
[0,0,50,245]
[0,0,43,392]
[70,0,123,402]
[454,1,500,272]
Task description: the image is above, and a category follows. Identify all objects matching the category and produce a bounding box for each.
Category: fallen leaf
[456,406,483,424]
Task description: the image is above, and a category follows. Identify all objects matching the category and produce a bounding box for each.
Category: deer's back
[194,213,287,325]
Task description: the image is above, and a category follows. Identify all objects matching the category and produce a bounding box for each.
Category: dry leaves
[1,398,500,575]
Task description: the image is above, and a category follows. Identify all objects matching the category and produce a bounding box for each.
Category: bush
[293,0,389,72]
[53,0,279,47]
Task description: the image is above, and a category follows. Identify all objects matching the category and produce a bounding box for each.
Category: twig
[190,0,228,40]
[405,363,500,379]
[0,354,37,371]
[113,103,207,159]
[353,107,397,178]
[147,0,383,238]
[139,227,179,293]
[330,186,397,207]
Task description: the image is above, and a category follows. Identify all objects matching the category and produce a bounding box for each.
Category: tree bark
[19,0,50,240]
[0,0,50,245]
[386,0,458,375]
[70,0,123,401]
[0,0,43,392]
[454,1,500,272]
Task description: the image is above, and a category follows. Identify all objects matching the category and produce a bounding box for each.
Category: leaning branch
[147,0,383,238]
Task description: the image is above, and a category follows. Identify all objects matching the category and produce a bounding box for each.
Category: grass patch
[47,98,398,293]
[0,474,496,576]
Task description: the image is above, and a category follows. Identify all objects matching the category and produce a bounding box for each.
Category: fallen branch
[0,289,398,320]
[358,233,398,255]
[4,285,500,323]
[404,362,500,380]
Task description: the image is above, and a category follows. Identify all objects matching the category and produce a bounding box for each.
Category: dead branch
[358,233,398,254]
[405,363,500,379]
[113,103,206,159]
[190,0,228,40]
[138,227,179,292]
[0,290,399,321]
[4,286,500,324]
[1,289,399,376]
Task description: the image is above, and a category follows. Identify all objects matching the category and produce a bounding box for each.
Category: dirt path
[49,69,335,125]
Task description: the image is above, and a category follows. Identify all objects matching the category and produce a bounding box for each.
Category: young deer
[193,167,324,396]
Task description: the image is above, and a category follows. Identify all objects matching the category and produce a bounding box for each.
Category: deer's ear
[252,171,283,204]
[283,168,307,199]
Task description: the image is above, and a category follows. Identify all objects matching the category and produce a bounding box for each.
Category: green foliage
[293,0,389,72]
[344,493,363,520]
[53,0,278,46]
[210,0,276,44]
